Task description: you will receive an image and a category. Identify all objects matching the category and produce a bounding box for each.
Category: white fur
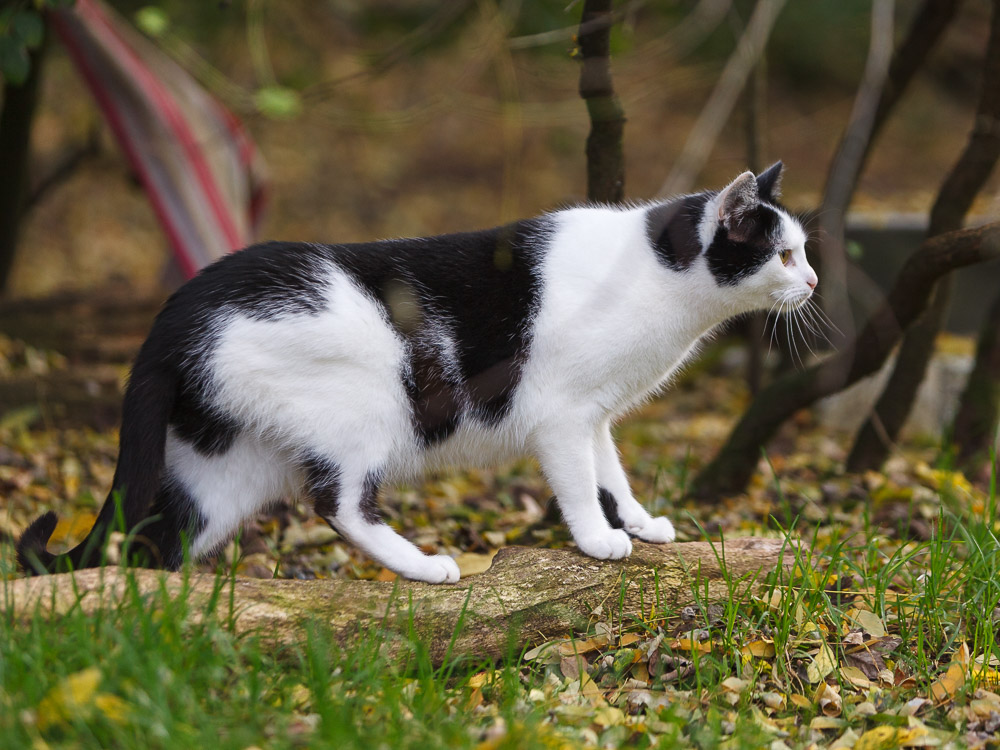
[168,194,815,583]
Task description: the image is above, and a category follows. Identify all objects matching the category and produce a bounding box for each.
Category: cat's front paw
[625,515,676,544]
[403,554,461,584]
[575,528,633,560]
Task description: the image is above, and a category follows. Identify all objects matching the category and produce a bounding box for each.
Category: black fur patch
[598,486,625,530]
[705,204,783,287]
[646,194,710,272]
[170,382,240,457]
[324,220,548,444]
[133,478,208,569]
[303,455,342,519]
[359,472,383,524]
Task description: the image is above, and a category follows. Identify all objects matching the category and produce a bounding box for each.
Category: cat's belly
[399,418,526,479]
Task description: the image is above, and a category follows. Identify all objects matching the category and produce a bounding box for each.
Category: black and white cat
[17,162,816,583]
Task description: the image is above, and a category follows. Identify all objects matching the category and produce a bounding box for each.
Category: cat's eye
[779,248,792,265]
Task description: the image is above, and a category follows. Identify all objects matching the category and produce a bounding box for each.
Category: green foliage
[0,1,61,85]
[133,6,169,39]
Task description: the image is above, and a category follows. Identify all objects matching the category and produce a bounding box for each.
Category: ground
[2,313,997,748]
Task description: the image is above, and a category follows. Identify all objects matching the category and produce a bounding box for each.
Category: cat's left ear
[717,171,759,227]
[756,161,784,202]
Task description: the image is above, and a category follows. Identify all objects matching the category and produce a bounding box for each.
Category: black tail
[16,361,178,576]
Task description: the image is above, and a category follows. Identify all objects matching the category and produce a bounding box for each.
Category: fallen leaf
[454,552,496,577]
[815,681,842,717]
[853,725,926,750]
[847,608,887,639]
[742,639,777,659]
[840,665,874,690]
[806,641,837,683]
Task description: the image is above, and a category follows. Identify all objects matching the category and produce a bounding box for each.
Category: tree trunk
[691,222,1000,499]
[578,0,626,203]
[847,0,1000,472]
[0,42,46,295]
[951,287,1000,471]
[816,0,895,345]
[5,539,792,666]
[813,0,959,347]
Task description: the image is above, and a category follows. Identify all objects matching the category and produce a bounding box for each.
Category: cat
[17,161,816,584]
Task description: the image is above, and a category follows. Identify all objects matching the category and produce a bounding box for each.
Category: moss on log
[5,538,791,665]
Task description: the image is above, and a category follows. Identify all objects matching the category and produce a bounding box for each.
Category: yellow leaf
[37,667,102,731]
[742,639,777,659]
[930,662,966,703]
[789,693,812,709]
[671,638,712,654]
[468,672,490,689]
[454,552,496,577]
[929,644,971,703]
[840,665,874,690]
[815,681,842,717]
[848,609,887,639]
[853,725,925,750]
[558,636,608,656]
[592,706,625,728]
[93,693,128,725]
[809,715,845,730]
[806,641,837,683]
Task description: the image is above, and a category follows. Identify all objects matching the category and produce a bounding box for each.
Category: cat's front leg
[594,422,675,544]
[530,422,632,560]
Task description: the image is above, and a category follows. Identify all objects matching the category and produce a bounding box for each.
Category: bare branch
[5,540,792,666]
[656,0,787,198]
[847,0,1000,472]
[816,0,895,345]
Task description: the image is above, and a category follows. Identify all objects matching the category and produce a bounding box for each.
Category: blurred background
[4,0,996,298]
[2,0,999,580]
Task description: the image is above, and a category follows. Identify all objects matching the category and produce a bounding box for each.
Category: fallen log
[4,538,792,665]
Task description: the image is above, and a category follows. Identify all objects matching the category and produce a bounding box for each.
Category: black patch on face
[170,382,240,456]
[303,455,342,519]
[705,204,783,287]
[646,194,710,272]
[131,478,207,570]
[359,472,383,525]
[598,486,625,530]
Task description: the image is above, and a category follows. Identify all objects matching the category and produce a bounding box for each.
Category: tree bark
[578,0,626,203]
[657,0,786,197]
[691,222,1000,499]
[816,0,895,345]
[847,0,1000,472]
[0,42,46,295]
[4,539,792,665]
[951,286,1000,470]
[813,0,960,347]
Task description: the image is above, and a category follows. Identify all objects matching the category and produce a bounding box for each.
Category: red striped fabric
[50,0,268,279]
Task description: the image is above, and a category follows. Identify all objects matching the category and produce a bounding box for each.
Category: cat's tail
[16,360,178,576]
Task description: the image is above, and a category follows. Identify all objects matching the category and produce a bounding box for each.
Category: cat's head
[701,162,817,315]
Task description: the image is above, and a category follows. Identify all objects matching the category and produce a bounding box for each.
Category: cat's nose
[807,279,817,290]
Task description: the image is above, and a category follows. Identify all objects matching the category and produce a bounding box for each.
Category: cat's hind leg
[303,456,460,584]
[594,422,675,543]
[530,421,632,560]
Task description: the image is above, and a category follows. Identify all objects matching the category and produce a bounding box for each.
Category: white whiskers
[761,289,837,368]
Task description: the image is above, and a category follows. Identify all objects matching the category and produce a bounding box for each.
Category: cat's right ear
[717,171,758,227]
